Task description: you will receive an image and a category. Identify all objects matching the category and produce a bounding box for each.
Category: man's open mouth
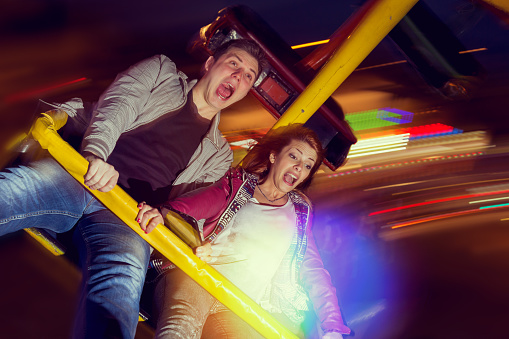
[217,82,235,100]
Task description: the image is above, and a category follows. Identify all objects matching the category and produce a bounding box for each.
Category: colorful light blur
[369,188,509,216]
[327,152,485,178]
[345,108,414,131]
[347,134,409,158]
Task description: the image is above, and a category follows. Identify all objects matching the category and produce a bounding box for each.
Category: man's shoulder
[128,54,184,78]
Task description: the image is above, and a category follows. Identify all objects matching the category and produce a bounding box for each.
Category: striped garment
[44,54,233,196]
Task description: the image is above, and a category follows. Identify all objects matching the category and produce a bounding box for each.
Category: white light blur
[347,134,409,158]
[469,196,509,204]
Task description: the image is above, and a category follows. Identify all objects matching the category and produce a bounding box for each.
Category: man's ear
[204,56,215,72]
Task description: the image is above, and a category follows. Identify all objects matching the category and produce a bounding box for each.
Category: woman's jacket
[161,168,351,335]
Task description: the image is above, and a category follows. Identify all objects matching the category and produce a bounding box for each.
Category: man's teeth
[218,83,234,100]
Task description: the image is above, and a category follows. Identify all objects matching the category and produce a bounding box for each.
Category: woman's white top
[209,197,296,308]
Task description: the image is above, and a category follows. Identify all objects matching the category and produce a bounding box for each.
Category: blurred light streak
[502,218,509,221]
[467,183,509,194]
[355,60,407,71]
[352,134,410,147]
[229,138,257,149]
[345,109,405,130]
[469,196,509,204]
[393,177,508,196]
[5,77,89,104]
[347,300,387,325]
[389,208,480,229]
[291,39,330,49]
[369,189,509,216]
[377,108,413,124]
[364,180,427,191]
[347,147,407,158]
[404,123,462,140]
[347,134,409,158]
[327,152,484,178]
[459,47,487,54]
[358,123,462,140]
[480,203,509,210]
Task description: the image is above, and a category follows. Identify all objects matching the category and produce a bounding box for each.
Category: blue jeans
[0,156,150,339]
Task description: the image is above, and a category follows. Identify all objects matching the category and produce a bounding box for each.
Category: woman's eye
[231,61,237,66]
[246,74,252,80]
[305,164,312,170]
[289,154,296,159]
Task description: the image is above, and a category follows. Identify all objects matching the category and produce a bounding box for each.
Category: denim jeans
[0,155,150,338]
[151,268,263,339]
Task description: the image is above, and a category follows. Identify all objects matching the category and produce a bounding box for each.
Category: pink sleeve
[162,170,232,223]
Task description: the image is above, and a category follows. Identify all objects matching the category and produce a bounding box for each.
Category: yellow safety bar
[273,0,419,129]
[30,110,297,339]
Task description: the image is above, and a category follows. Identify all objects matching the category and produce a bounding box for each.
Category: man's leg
[73,206,150,339]
[0,156,93,235]
[152,269,216,339]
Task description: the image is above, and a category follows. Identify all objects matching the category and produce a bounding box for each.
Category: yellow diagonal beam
[30,110,297,339]
[273,0,419,129]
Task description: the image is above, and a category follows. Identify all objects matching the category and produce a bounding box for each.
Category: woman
[137,124,351,338]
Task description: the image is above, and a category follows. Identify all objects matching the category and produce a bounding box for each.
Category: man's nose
[231,69,241,81]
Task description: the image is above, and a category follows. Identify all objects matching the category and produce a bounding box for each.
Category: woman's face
[268,139,318,194]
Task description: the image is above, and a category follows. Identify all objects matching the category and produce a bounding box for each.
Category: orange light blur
[390,208,480,229]
[459,48,487,54]
[291,39,330,49]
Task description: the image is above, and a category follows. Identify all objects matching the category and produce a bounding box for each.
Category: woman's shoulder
[225,167,244,179]
[289,190,312,208]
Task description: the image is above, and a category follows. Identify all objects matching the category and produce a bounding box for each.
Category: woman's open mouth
[283,172,298,186]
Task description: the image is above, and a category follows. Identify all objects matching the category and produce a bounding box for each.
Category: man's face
[200,47,259,111]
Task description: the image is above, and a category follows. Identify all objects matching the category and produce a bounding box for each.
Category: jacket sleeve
[300,216,351,335]
[168,135,233,199]
[81,54,182,160]
[162,170,233,223]
[198,136,233,184]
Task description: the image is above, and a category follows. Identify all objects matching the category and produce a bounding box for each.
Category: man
[0,39,266,338]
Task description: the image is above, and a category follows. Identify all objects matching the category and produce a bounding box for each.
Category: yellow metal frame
[273,0,419,129]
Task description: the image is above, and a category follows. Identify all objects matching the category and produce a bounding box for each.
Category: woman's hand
[322,332,343,339]
[194,242,212,263]
[136,202,163,233]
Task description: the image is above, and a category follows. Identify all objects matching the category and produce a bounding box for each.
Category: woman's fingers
[195,242,212,262]
[136,202,163,233]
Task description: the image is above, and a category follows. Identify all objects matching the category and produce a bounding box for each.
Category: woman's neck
[254,181,288,205]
